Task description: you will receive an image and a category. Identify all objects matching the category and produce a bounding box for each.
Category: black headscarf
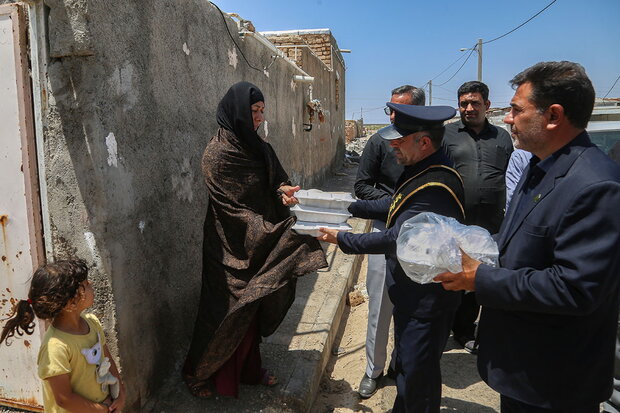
[216,81,265,157]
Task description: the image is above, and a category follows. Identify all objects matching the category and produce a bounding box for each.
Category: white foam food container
[292,221,352,237]
[291,205,351,224]
[295,189,356,210]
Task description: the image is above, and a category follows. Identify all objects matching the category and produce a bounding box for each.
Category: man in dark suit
[435,61,620,412]
[319,103,464,413]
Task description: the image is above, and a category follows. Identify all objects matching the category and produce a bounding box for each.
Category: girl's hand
[102,396,112,407]
[279,185,300,206]
[109,384,125,412]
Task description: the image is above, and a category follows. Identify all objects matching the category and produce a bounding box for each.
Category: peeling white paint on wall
[171,157,194,203]
[108,61,137,111]
[263,120,269,138]
[105,132,118,167]
[182,42,190,55]
[84,231,104,269]
[106,63,136,110]
[228,47,238,68]
[83,124,92,155]
[292,117,296,137]
[138,221,145,233]
[263,69,270,78]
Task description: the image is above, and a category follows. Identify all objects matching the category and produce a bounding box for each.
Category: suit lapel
[498,165,530,247]
[499,171,556,252]
[498,134,592,253]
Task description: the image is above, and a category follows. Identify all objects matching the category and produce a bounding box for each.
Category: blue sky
[216,0,620,124]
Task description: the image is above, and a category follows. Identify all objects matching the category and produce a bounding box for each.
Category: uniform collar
[403,149,447,176]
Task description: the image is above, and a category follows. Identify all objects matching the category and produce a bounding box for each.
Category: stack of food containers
[291,189,356,237]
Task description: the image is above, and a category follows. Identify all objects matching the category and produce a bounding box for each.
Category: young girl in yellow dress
[1,259,125,412]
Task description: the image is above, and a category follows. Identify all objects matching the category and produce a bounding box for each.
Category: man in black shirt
[442,81,513,353]
[354,85,425,398]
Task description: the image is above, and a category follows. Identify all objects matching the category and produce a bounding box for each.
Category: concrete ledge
[272,217,370,412]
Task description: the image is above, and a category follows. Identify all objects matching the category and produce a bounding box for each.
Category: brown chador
[183,82,327,398]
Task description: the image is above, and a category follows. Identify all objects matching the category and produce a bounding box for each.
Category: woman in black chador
[183,81,327,398]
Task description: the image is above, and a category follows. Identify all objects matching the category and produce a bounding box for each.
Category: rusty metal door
[0,3,45,411]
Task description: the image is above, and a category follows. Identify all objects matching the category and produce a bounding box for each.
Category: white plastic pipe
[293,75,314,83]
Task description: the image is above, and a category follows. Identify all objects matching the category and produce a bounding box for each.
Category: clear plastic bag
[396,212,499,284]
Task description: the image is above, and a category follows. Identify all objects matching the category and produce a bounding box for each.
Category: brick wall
[265,33,334,68]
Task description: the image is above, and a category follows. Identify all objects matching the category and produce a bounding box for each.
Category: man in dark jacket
[436,61,620,413]
[353,85,425,398]
[319,103,464,413]
[441,81,513,352]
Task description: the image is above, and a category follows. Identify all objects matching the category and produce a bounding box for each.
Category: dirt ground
[312,255,500,413]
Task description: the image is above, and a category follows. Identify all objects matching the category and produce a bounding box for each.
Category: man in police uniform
[319,103,464,413]
[353,85,425,398]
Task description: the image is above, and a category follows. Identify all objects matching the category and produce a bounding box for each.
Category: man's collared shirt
[442,119,513,233]
[354,132,404,200]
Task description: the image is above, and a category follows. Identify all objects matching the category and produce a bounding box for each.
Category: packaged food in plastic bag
[396,212,499,284]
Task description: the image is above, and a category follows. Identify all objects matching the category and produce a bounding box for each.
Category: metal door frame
[0,2,45,411]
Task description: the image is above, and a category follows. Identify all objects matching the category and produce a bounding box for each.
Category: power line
[424,0,556,85]
[210,1,264,73]
[482,0,557,45]
[350,106,386,118]
[434,47,476,87]
[429,52,470,82]
[429,96,455,102]
[603,74,620,99]
[434,84,455,94]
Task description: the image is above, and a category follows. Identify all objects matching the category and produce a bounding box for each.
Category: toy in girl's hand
[81,333,120,399]
[96,355,120,399]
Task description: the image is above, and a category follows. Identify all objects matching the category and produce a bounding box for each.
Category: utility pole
[428,80,432,105]
[360,106,363,123]
[460,39,483,82]
[477,38,483,82]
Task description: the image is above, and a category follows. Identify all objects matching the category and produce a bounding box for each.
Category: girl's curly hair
[0,259,88,346]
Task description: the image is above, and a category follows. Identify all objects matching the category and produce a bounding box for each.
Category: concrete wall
[262,30,346,184]
[5,1,345,410]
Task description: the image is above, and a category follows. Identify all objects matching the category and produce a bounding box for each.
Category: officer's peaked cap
[378,103,456,140]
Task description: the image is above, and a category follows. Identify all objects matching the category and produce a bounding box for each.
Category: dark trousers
[500,395,599,413]
[451,291,479,340]
[392,309,455,413]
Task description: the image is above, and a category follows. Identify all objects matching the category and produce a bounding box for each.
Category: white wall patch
[290,78,296,92]
[84,231,104,269]
[138,221,145,233]
[292,117,296,137]
[263,120,269,138]
[228,47,238,68]
[182,42,190,55]
[108,61,137,111]
[105,132,118,167]
[263,69,270,78]
[171,157,194,203]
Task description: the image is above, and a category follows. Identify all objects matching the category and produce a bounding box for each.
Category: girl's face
[75,279,95,311]
[251,101,265,131]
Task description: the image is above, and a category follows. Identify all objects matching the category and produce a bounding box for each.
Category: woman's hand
[317,228,339,244]
[279,185,300,206]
